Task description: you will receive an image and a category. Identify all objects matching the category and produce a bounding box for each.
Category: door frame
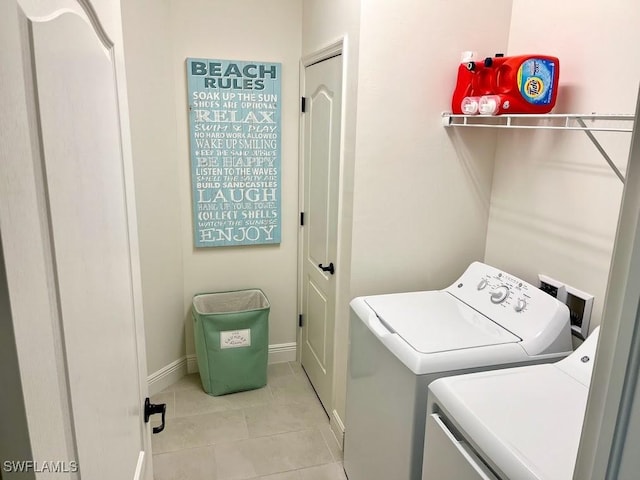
[297,37,349,442]
[0,1,151,478]
[573,89,640,479]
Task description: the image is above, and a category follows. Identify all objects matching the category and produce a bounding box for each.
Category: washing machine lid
[364,291,520,354]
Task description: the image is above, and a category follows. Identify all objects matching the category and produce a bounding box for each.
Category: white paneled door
[0,1,152,479]
[300,54,343,414]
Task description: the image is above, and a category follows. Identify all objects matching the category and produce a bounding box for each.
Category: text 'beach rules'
[187,58,282,247]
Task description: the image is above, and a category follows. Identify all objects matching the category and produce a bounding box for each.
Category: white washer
[423,327,600,480]
[343,262,572,480]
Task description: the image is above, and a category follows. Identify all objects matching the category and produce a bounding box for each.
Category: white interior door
[0,1,152,479]
[300,55,343,414]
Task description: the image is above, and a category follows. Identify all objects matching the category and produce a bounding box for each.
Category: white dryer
[423,327,600,480]
[343,262,572,480]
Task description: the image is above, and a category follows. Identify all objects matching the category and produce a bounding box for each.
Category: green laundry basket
[192,289,270,396]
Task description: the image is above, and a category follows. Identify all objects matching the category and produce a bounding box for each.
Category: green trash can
[192,289,270,396]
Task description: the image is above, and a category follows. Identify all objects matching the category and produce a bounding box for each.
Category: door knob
[144,397,166,434]
[318,262,335,275]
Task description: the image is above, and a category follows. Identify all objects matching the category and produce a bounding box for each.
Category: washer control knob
[515,297,527,312]
[477,279,488,291]
[490,286,509,304]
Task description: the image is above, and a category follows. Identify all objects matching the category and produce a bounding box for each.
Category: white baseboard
[330,409,345,450]
[147,356,188,396]
[268,342,297,364]
[187,354,198,374]
[152,342,298,388]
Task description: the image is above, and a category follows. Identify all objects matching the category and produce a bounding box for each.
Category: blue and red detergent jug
[452,52,560,115]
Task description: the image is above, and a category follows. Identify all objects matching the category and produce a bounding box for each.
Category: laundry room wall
[350,0,512,296]
[121,0,185,378]
[484,0,640,332]
[122,0,303,387]
[168,0,303,367]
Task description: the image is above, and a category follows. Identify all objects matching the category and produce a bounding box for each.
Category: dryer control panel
[445,262,571,357]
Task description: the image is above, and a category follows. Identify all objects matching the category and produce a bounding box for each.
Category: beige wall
[351,0,512,299]
[123,0,302,377]
[168,0,302,360]
[485,0,640,331]
[122,0,185,375]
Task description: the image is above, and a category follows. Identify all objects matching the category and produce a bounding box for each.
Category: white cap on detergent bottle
[461,96,480,115]
[479,95,501,115]
[460,51,476,63]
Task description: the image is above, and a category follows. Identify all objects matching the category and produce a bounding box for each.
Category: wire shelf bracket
[442,112,635,183]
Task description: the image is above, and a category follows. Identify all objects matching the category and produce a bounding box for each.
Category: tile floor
[150,362,346,480]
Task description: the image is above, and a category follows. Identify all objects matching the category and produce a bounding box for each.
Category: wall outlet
[538,274,593,340]
[539,274,593,339]
[538,274,567,303]
[565,285,594,340]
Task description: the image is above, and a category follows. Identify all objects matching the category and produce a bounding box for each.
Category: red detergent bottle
[479,54,560,115]
[452,53,560,115]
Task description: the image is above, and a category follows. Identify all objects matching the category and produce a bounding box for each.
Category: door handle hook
[318,262,335,275]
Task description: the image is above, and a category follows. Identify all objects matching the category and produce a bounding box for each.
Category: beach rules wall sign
[187,58,281,247]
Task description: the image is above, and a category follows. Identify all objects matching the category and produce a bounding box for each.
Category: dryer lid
[430,364,588,480]
[364,291,520,354]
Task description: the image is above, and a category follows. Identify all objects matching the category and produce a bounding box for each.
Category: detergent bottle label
[517,58,556,105]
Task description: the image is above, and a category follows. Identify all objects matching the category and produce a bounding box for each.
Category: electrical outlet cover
[538,274,567,303]
[565,285,594,340]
